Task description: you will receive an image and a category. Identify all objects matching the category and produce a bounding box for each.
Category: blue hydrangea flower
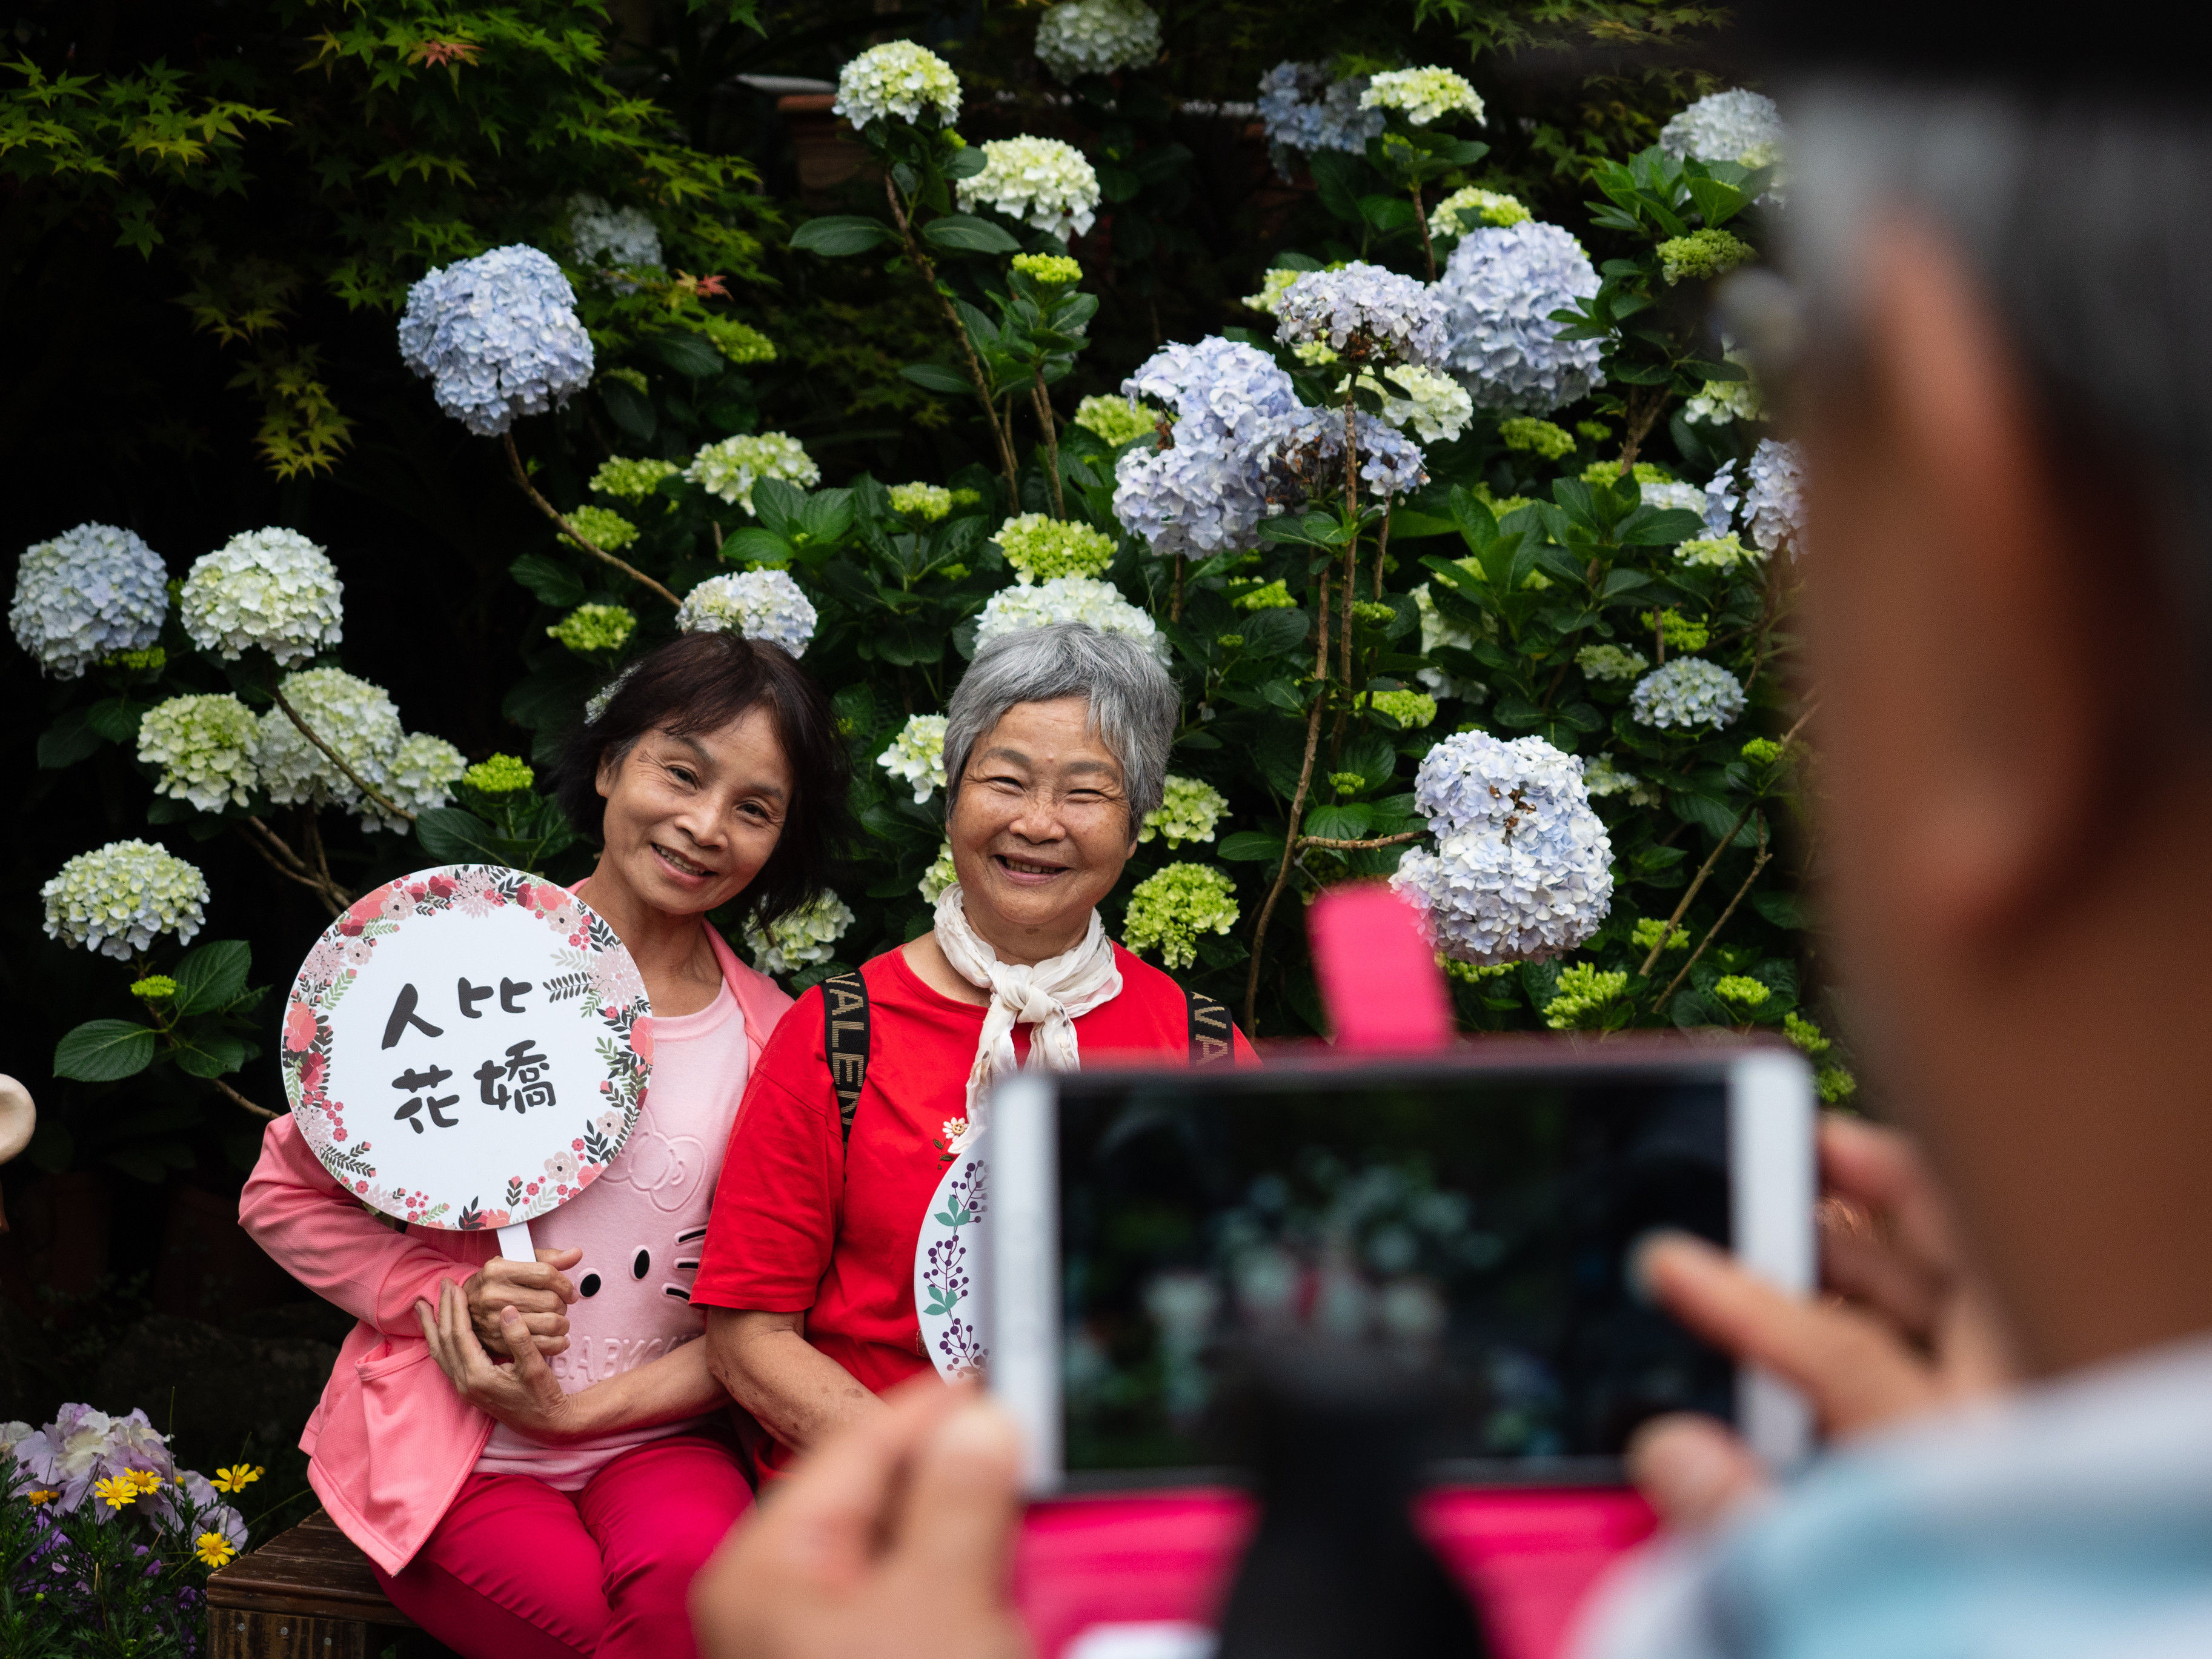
[1275,262,1450,369]
[1743,438,1805,558]
[1256,62,1383,178]
[1255,406,1429,505]
[1629,657,1747,730]
[1433,222,1606,413]
[1702,466,1742,537]
[1114,338,1301,556]
[1393,730,1613,964]
[10,523,169,679]
[397,246,596,437]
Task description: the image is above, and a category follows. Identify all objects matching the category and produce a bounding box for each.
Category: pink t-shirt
[477,977,749,1490]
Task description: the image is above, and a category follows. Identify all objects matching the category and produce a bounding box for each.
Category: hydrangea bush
[21,43,1841,1151]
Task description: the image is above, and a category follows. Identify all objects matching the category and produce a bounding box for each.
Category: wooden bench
[205,1510,455,1658]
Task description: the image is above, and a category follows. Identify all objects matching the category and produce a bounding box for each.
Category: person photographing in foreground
[689,16,2212,1659]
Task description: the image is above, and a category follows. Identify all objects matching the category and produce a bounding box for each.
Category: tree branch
[234,820,345,916]
[1654,817,1772,1012]
[270,688,414,826]
[885,175,1022,500]
[1245,570,1335,1034]
[1297,830,1425,851]
[502,433,679,607]
[210,1076,277,1122]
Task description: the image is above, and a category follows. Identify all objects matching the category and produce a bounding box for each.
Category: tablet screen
[1054,1066,1733,1484]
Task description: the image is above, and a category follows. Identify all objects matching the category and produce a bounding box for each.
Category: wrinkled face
[949,696,1136,954]
[595,708,792,917]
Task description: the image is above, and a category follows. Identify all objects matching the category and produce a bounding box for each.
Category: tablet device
[989,1045,1814,1495]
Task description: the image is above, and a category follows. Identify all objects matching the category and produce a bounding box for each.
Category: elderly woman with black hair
[688,621,1256,1478]
[239,631,850,1659]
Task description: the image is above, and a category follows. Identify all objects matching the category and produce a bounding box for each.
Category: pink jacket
[238,922,792,1574]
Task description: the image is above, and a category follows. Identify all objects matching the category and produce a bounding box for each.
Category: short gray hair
[945,622,1178,833]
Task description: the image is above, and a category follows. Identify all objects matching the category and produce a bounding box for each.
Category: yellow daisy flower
[128,1468,165,1494]
[26,1489,58,1506]
[195,1532,239,1569]
[93,1475,139,1509]
[211,1465,264,1493]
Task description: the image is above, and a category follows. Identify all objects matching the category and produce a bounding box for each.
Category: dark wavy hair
[553,632,852,933]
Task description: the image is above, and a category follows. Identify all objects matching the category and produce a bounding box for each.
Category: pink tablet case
[1015,1486,1655,1659]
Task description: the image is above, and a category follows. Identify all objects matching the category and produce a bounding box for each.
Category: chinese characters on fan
[380,977,558,1134]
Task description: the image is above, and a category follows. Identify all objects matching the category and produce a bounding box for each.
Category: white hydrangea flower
[685,432,820,513]
[1413,575,1487,699]
[1275,262,1449,368]
[879,713,949,803]
[1394,731,1612,964]
[1682,347,1764,426]
[1629,657,1747,731]
[138,694,261,811]
[42,840,210,960]
[675,569,819,657]
[397,245,595,437]
[1743,437,1805,558]
[388,733,467,815]
[1581,754,1641,799]
[1427,186,1529,242]
[745,891,856,976]
[1359,66,1484,127]
[1255,62,1382,171]
[1676,533,1758,572]
[955,136,1101,240]
[918,840,958,903]
[1659,88,1785,173]
[179,528,345,667]
[1641,480,1707,517]
[975,576,1166,663]
[254,667,409,832]
[1034,0,1161,82]
[1361,364,1473,444]
[1576,643,1649,682]
[568,194,663,292]
[888,482,953,520]
[1140,775,1228,847]
[833,41,962,128]
[1434,222,1606,412]
[10,524,169,679]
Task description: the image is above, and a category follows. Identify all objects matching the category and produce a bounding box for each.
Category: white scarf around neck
[932,885,1122,1153]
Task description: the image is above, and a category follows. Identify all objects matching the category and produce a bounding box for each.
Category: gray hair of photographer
[691,60,2212,1659]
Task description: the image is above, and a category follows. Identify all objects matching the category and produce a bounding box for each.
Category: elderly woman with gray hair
[689,622,1254,1475]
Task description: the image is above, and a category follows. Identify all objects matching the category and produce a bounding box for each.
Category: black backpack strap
[1184,986,1235,1068]
[821,972,872,1146]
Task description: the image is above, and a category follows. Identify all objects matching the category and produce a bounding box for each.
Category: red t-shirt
[692,940,1255,1468]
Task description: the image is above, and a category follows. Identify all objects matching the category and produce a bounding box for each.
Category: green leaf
[600,377,656,441]
[416,806,507,863]
[1301,803,1373,840]
[1671,790,1742,840]
[55,1020,158,1083]
[1309,151,1364,224]
[1686,176,1747,229]
[1421,554,1489,603]
[654,330,725,378]
[791,216,902,256]
[920,214,1022,254]
[85,697,148,744]
[901,362,974,395]
[723,527,795,566]
[510,553,586,608]
[1387,510,1460,542]
[172,939,250,1015]
[173,1031,250,1079]
[1218,831,1287,863]
[1619,508,1707,547]
[751,477,806,538]
[1751,891,1807,929]
[38,709,102,769]
[1239,606,1310,658]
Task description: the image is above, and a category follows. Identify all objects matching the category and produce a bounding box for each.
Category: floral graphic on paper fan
[281,863,650,1228]
[914,1155,990,1378]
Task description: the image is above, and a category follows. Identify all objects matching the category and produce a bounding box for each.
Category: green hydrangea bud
[1740,737,1785,765]
[1784,1012,1831,1055]
[1122,864,1239,970]
[130,974,178,1002]
[1543,963,1629,1029]
[562,506,640,553]
[1712,974,1771,1010]
[1230,579,1297,612]
[1641,608,1711,653]
[464,754,536,796]
[548,604,638,656]
[888,483,953,522]
[1438,956,1510,983]
[1012,252,1082,286]
[1328,771,1367,799]
[590,457,681,503]
[1632,917,1687,952]
[1498,417,1575,460]
[1815,1066,1858,1104]
[1368,690,1437,730]
[1656,228,1757,286]
[1073,394,1155,447]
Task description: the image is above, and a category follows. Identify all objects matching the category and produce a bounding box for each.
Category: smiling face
[593,706,794,920]
[948,695,1136,963]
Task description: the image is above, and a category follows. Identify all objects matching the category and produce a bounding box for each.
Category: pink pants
[371,1434,754,1659]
